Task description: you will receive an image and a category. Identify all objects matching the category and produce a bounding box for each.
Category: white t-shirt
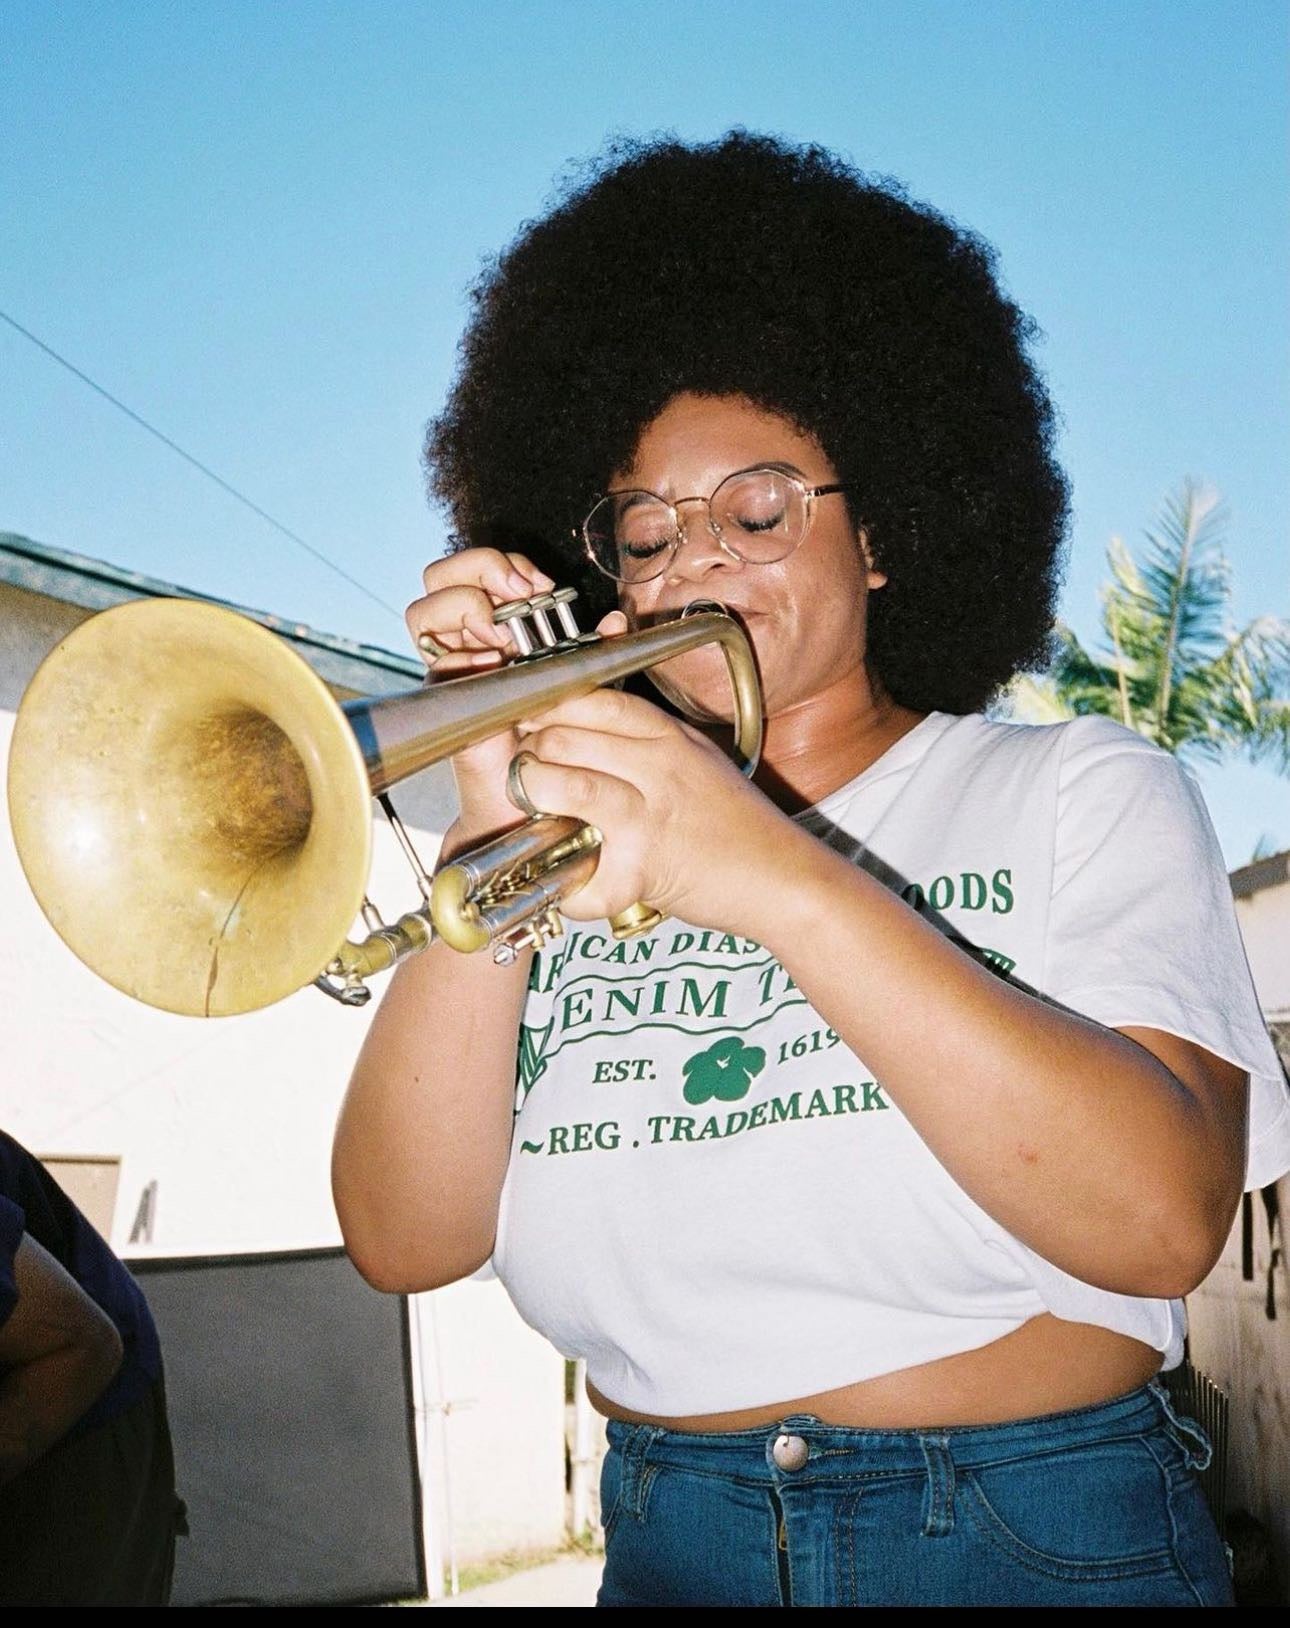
[487,712,1290,1417]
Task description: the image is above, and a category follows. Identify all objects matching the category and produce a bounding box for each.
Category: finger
[413,622,510,664]
[514,756,643,829]
[519,724,680,801]
[675,716,726,753]
[503,552,557,595]
[420,646,507,679]
[517,686,675,741]
[406,585,514,657]
[421,549,553,601]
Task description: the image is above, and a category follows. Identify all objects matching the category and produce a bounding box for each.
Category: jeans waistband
[605,1378,1202,1481]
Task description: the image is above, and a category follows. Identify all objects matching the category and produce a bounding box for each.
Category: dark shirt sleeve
[0,1133,161,1436]
[0,1195,25,1329]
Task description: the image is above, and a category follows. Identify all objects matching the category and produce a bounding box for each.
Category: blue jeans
[597,1378,1234,1606]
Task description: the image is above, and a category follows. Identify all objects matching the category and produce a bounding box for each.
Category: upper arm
[1046,720,1287,1194]
[1116,1024,1249,1255]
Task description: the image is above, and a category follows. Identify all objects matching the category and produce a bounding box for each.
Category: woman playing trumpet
[332,133,1287,1607]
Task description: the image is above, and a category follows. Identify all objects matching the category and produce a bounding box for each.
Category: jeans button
[772,1432,809,1471]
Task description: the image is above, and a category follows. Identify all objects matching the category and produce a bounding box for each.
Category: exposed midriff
[587,1313,1163,1432]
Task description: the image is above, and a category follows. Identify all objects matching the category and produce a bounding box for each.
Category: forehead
[616,392,833,494]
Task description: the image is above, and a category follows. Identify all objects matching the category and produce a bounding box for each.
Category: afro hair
[426,131,1068,713]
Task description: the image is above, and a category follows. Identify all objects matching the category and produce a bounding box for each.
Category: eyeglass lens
[585,469,807,583]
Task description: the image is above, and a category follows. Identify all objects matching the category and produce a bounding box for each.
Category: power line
[0,307,403,623]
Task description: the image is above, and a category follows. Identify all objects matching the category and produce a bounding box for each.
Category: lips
[665,603,762,621]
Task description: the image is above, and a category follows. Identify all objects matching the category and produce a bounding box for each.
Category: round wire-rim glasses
[580,464,849,585]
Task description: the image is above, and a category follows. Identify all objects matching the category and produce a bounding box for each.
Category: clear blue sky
[3,0,1286,862]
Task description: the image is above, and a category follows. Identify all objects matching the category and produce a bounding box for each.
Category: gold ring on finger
[417,630,453,661]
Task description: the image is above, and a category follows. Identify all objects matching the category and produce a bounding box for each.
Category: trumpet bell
[7,598,373,1017]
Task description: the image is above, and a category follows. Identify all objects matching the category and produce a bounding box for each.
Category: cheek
[619,585,658,629]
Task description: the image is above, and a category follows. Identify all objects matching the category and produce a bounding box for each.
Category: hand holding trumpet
[408,546,772,935]
[406,550,629,851]
[507,685,777,934]
[407,549,558,842]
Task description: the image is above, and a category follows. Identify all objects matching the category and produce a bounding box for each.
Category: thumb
[595,610,630,637]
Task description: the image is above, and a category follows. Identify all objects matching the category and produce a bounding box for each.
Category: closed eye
[732,509,787,534]
[623,537,673,560]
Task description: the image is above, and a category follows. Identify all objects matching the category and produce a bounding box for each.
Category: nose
[667,498,743,583]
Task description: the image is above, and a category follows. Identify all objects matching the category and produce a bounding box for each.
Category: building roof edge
[1230,849,1290,900]
[0,531,421,695]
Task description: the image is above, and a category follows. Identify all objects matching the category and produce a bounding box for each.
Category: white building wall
[1187,874,1290,1596]
[1235,878,1290,1022]
[411,1285,574,1573]
[1,581,569,1581]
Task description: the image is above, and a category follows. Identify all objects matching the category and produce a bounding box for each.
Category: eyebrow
[609,460,811,500]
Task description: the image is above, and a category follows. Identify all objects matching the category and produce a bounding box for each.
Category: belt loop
[620,1423,664,1520]
[1148,1376,1213,1472]
[918,1434,956,1537]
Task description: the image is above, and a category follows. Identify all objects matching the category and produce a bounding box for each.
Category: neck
[744,665,928,814]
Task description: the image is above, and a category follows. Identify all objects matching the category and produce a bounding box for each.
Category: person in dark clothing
[0,1129,182,1604]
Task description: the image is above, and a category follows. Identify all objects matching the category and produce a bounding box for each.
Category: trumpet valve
[492,904,565,966]
[493,588,586,661]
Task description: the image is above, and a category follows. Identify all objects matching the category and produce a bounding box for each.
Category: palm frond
[1043,482,1290,779]
[998,672,1078,724]
[1203,616,1290,772]
[1004,623,1123,725]
[1138,482,1230,679]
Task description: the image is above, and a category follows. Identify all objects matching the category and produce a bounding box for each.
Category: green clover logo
[682,1036,766,1105]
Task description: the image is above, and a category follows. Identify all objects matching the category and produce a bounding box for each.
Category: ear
[859,527,887,590]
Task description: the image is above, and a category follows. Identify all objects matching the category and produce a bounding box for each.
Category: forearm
[0,1338,122,1486]
[742,823,1238,1297]
[333,832,531,1290]
[0,1237,125,1487]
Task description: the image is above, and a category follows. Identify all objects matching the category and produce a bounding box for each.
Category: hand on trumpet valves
[407,547,556,674]
[511,684,783,937]
[405,547,633,854]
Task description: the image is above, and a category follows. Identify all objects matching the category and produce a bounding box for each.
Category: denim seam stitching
[810,1430,1149,1475]
[783,1488,801,1610]
[1140,1433,1206,1606]
[807,1446,962,1485]
[626,1463,658,1525]
[835,1484,862,1606]
[792,1468,925,1489]
[619,1423,664,1523]
[600,1451,623,1545]
[767,1487,791,1608]
[920,1436,955,1538]
[601,1472,624,1545]
[639,1463,786,1491]
[959,1468,1177,1583]
[1147,1380,1213,1472]
[936,1428,1153,1476]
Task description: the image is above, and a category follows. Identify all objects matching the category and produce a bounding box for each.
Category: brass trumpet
[6,589,761,1017]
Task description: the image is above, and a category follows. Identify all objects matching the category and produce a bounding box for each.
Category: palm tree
[1009,480,1290,773]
